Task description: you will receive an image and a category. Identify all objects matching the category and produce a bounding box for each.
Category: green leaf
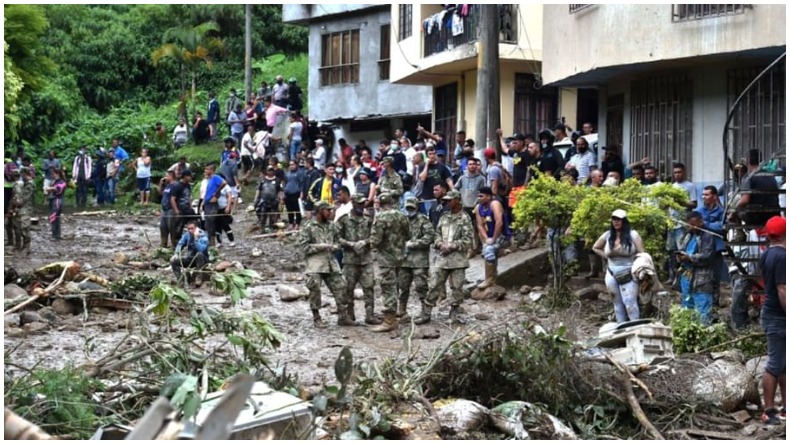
[227,334,244,346]
[334,346,353,388]
[170,375,198,407]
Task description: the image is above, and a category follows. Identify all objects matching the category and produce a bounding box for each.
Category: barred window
[672,4,748,22]
[434,82,458,143]
[379,25,390,81]
[320,30,360,86]
[398,5,412,41]
[513,73,558,136]
[630,75,693,179]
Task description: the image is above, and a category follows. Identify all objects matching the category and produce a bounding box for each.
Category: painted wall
[305,8,432,123]
[283,4,376,24]
[542,4,786,85]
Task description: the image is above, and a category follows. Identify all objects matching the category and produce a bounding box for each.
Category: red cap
[765,216,786,237]
[484,147,496,159]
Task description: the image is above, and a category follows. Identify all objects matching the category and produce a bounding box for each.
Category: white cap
[315,139,323,145]
[612,209,627,219]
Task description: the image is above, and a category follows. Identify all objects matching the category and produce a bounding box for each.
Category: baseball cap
[611,209,627,219]
[765,216,786,237]
[442,190,461,201]
[483,147,497,159]
[435,149,447,157]
[404,197,419,209]
[512,132,527,141]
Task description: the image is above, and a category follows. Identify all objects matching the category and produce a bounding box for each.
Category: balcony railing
[671,4,749,22]
[423,5,517,58]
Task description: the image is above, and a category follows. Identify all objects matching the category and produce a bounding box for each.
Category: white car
[554,133,599,162]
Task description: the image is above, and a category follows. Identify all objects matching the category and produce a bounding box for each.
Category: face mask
[79,150,85,155]
[336,168,344,174]
[406,209,417,217]
[390,143,398,151]
[541,143,548,150]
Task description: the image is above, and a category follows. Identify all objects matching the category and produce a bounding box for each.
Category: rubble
[277,284,309,302]
[691,359,756,413]
[470,285,506,301]
[4,284,27,300]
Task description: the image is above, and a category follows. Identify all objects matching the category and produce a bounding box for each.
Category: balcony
[671,4,749,22]
[423,5,517,58]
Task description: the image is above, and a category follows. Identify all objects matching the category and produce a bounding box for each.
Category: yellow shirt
[320,178,333,205]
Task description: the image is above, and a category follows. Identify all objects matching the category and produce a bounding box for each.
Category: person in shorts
[759,215,786,424]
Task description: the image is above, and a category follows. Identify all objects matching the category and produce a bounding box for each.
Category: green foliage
[571,179,688,267]
[160,373,201,421]
[669,305,730,354]
[252,53,310,113]
[111,274,162,300]
[4,366,107,439]
[3,4,55,95]
[4,27,25,141]
[210,269,261,306]
[512,172,586,231]
[148,282,193,317]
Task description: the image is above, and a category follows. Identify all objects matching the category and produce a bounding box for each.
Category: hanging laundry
[451,12,464,37]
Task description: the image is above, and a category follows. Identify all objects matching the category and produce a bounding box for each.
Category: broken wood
[4,407,53,440]
[698,332,765,354]
[246,229,299,240]
[3,295,42,316]
[606,354,664,440]
[72,210,116,216]
[677,428,740,440]
[694,413,742,428]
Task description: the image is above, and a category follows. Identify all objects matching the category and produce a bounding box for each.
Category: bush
[669,305,730,354]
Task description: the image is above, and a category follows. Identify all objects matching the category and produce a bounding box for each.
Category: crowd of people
[4,93,785,424]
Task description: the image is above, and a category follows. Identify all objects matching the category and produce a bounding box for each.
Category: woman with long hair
[592,209,644,323]
[45,169,67,241]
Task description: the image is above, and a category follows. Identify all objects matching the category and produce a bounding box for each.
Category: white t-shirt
[313,146,326,169]
[289,121,303,141]
[241,132,255,157]
[404,147,417,177]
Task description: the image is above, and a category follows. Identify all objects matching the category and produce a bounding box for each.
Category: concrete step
[465,246,549,288]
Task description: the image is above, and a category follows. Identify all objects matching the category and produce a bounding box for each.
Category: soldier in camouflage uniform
[398,197,435,320]
[415,190,474,325]
[376,157,403,199]
[368,192,410,332]
[336,193,381,325]
[297,200,355,328]
[10,167,35,255]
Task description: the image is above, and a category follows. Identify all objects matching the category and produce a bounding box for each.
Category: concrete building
[389,4,580,158]
[542,4,786,183]
[282,4,432,158]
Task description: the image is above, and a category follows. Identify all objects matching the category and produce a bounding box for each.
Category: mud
[4,208,608,390]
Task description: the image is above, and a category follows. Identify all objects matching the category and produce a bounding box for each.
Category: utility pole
[244,4,252,101]
[475,4,501,164]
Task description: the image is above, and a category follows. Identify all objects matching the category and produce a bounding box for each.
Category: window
[672,4,748,22]
[726,62,786,168]
[379,25,390,81]
[398,5,412,41]
[606,94,625,152]
[320,30,360,86]
[630,75,693,179]
[513,74,558,136]
[434,82,458,144]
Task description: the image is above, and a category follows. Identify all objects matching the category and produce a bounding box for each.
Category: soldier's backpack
[257,178,278,207]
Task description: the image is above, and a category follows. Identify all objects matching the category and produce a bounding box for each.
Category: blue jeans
[680,273,713,324]
[95,178,106,204]
[106,177,116,204]
[761,310,786,377]
[289,140,301,161]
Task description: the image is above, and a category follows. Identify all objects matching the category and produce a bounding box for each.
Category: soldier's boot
[160,233,169,248]
[337,307,357,327]
[585,253,600,279]
[370,313,397,332]
[364,307,383,325]
[21,240,31,256]
[347,303,356,322]
[413,303,433,325]
[477,262,497,290]
[449,305,466,325]
[312,309,328,329]
[396,298,409,318]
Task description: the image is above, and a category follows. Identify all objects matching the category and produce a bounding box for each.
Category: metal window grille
[569,5,592,14]
[726,62,786,167]
[513,74,558,136]
[379,25,391,81]
[434,82,458,143]
[672,4,748,22]
[320,30,360,86]
[398,4,412,41]
[630,75,693,180]
[606,94,625,152]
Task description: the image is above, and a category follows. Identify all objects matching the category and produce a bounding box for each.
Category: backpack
[258,178,278,207]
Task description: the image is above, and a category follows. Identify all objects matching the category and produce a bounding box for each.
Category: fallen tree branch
[416,395,442,430]
[3,295,42,316]
[246,230,299,240]
[606,354,664,440]
[87,345,171,378]
[697,332,765,354]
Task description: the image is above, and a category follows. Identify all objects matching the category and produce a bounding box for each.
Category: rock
[471,285,507,301]
[729,410,751,423]
[278,284,309,302]
[6,327,25,338]
[519,285,532,295]
[597,292,612,302]
[745,355,767,380]
[78,281,105,291]
[51,298,80,315]
[574,287,599,301]
[4,283,27,300]
[353,288,364,300]
[128,261,149,270]
[416,327,440,340]
[281,262,302,272]
[251,248,263,258]
[435,399,489,434]
[20,311,45,325]
[260,265,276,278]
[528,291,543,302]
[711,350,745,364]
[591,283,608,294]
[113,252,129,265]
[22,321,49,333]
[284,273,300,282]
[692,359,755,412]
[38,307,60,324]
[742,424,759,436]
[532,286,544,292]
[474,313,492,321]
[5,314,21,328]
[214,261,235,272]
[91,307,113,315]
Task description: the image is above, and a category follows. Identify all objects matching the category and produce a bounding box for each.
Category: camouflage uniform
[296,203,350,324]
[376,170,404,199]
[335,197,376,321]
[400,199,435,314]
[425,203,474,308]
[11,175,35,253]
[369,194,410,314]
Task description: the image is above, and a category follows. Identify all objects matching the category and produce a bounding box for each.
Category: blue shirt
[161,183,174,211]
[204,175,225,202]
[696,203,725,252]
[113,146,129,173]
[176,230,209,255]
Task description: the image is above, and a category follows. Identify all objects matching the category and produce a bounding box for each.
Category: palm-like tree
[152,21,224,117]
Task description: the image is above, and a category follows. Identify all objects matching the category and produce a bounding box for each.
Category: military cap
[404,197,419,209]
[378,192,394,205]
[381,156,394,165]
[442,189,461,201]
[314,200,333,211]
[352,193,368,204]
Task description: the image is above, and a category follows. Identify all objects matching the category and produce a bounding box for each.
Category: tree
[4,24,25,142]
[152,21,225,117]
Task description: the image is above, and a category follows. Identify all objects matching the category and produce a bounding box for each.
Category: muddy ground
[3,205,613,391]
